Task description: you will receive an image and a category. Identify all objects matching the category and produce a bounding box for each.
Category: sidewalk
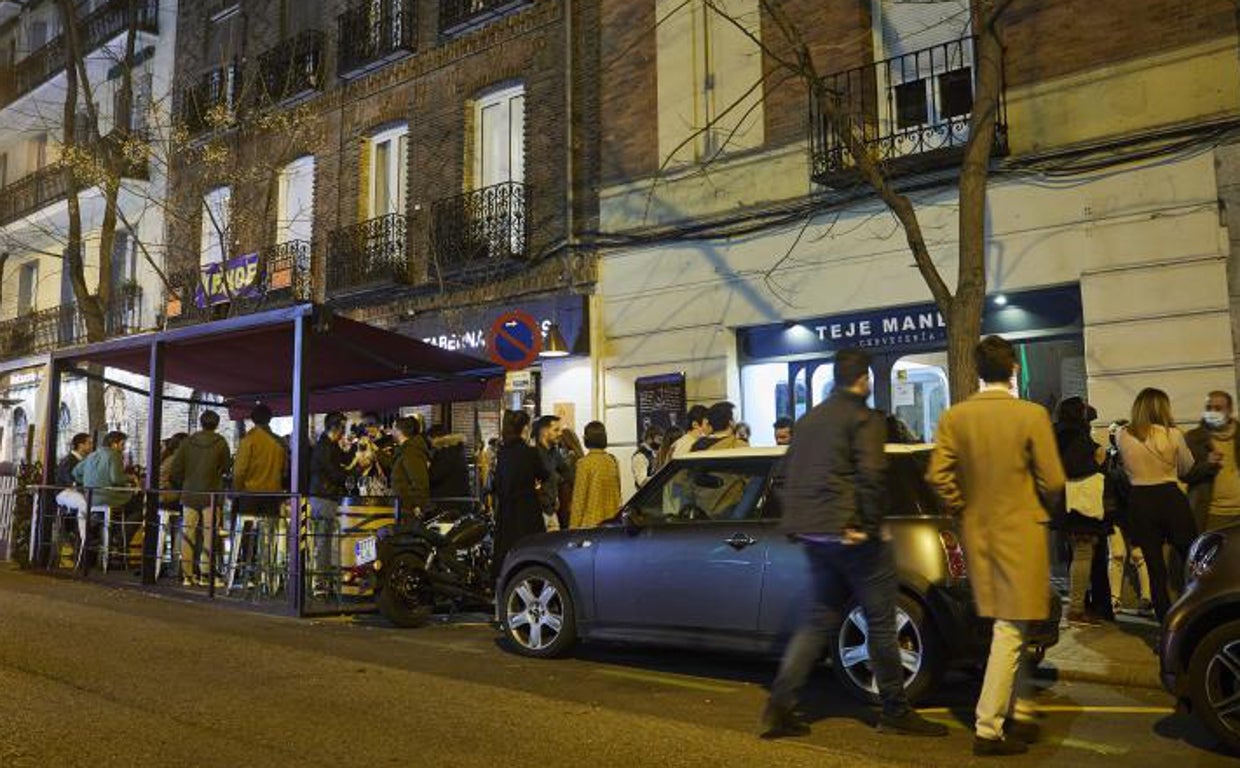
[1038,613,1163,690]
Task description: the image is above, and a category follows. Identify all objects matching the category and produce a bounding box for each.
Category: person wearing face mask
[1185,390,1240,532]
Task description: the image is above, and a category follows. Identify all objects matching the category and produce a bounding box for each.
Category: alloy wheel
[506,575,565,651]
[837,605,923,694]
[1206,638,1240,738]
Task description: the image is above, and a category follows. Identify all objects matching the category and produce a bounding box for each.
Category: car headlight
[1187,532,1225,581]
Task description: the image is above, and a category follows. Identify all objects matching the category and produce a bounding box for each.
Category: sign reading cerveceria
[195,253,261,308]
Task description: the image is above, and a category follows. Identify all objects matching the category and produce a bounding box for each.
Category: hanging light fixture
[540,321,570,357]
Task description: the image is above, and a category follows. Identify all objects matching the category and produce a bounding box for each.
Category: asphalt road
[0,567,1234,768]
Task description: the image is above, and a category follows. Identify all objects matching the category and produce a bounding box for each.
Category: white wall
[598,151,1234,482]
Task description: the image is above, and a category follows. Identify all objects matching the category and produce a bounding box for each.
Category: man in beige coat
[927,336,1066,757]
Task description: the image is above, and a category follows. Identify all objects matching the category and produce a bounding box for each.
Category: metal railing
[164,240,313,326]
[2,0,160,109]
[439,0,530,33]
[179,60,242,136]
[809,36,1008,186]
[337,0,416,78]
[430,181,527,278]
[0,285,144,360]
[254,29,326,105]
[0,164,69,226]
[326,213,409,294]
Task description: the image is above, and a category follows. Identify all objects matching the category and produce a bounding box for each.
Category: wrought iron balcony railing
[326,213,409,294]
[164,240,313,326]
[439,0,531,34]
[2,0,159,110]
[430,181,527,278]
[255,29,326,106]
[809,36,1007,187]
[0,285,144,360]
[179,60,243,136]
[338,0,415,78]
[0,133,150,227]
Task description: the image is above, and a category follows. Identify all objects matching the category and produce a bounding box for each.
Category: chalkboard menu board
[635,373,686,439]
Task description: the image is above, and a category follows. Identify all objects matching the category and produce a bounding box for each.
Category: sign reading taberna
[739,284,1084,361]
[195,253,262,308]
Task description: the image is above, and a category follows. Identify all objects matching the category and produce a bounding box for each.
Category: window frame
[629,457,774,526]
[473,82,525,189]
[200,185,232,266]
[367,124,408,219]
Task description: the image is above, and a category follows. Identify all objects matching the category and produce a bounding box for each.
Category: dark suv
[497,445,1061,704]
[1160,523,1240,753]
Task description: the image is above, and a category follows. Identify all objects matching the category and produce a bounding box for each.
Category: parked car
[497,445,1061,704]
[1160,523,1240,754]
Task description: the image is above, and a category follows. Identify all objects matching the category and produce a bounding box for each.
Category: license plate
[355,536,378,566]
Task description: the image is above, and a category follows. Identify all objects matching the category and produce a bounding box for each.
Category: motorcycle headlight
[1187,532,1225,581]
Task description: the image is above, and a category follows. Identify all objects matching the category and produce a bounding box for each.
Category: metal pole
[207,492,217,599]
[36,357,62,566]
[289,312,310,616]
[141,341,164,585]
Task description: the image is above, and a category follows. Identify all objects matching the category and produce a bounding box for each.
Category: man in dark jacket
[391,416,431,519]
[761,349,945,740]
[428,425,471,511]
[308,412,351,592]
[1185,390,1240,532]
[56,433,92,487]
[171,410,232,586]
[534,416,566,528]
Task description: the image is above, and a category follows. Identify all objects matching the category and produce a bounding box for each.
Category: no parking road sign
[489,310,543,370]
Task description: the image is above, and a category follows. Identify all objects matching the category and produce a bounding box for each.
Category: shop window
[891,353,949,443]
[742,362,788,447]
[10,407,28,464]
[810,365,876,409]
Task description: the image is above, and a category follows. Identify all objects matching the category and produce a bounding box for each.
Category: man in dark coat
[428,424,471,511]
[170,410,232,586]
[492,410,549,582]
[308,412,352,592]
[392,416,431,519]
[55,433,92,487]
[762,349,946,741]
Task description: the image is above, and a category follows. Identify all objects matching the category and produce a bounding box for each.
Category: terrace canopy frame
[33,303,502,614]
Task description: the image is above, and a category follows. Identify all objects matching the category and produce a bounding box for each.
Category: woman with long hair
[491,410,549,581]
[1116,388,1198,620]
[654,426,684,472]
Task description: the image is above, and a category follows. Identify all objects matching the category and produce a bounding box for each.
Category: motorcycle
[371,508,494,628]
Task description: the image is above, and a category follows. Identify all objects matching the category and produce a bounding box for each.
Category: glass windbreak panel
[741,362,787,447]
[891,353,948,443]
[1015,337,1087,410]
[633,459,772,524]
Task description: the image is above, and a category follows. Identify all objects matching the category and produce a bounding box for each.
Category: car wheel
[832,592,944,706]
[1187,619,1240,754]
[376,553,434,628]
[502,566,577,658]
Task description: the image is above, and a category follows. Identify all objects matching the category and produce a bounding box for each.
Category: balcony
[0,285,144,360]
[326,213,409,295]
[0,135,150,228]
[337,0,415,79]
[810,36,1007,188]
[254,29,326,106]
[439,0,531,34]
[179,61,242,137]
[164,240,313,326]
[430,181,527,281]
[1,0,160,110]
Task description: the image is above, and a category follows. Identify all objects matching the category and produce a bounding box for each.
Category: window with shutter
[277,155,316,244]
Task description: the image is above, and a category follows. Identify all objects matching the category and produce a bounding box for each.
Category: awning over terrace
[49,304,503,418]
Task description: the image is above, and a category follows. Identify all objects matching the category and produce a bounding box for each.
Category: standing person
[72,431,136,574]
[478,437,500,512]
[492,410,549,581]
[693,402,748,451]
[773,417,794,447]
[534,416,567,530]
[762,349,946,740]
[232,405,288,573]
[672,405,710,458]
[1116,388,1198,621]
[171,411,233,587]
[1103,421,1154,616]
[308,412,352,594]
[569,421,623,529]
[927,336,1065,756]
[557,427,585,529]
[1053,397,1110,625]
[654,426,684,473]
[56,433,92,487]
[391,417,431,519]
[1185,390,1240,532]
[630,425,663,488]
[427,424,470,511]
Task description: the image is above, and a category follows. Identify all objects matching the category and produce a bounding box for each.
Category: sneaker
[180,577,195,587]
[877,711,949,737]
[759,702,810,739]
[973,736,1029,757]
[1004,719,1041,744]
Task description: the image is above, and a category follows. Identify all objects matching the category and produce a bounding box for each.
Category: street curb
[1035,662,1163,691]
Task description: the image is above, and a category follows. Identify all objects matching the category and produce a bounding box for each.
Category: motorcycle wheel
[377,552,434,628]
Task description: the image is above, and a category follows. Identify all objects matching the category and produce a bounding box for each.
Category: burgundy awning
[52,305,503,417]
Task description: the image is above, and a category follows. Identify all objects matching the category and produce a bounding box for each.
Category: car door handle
[724,533,757,550]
